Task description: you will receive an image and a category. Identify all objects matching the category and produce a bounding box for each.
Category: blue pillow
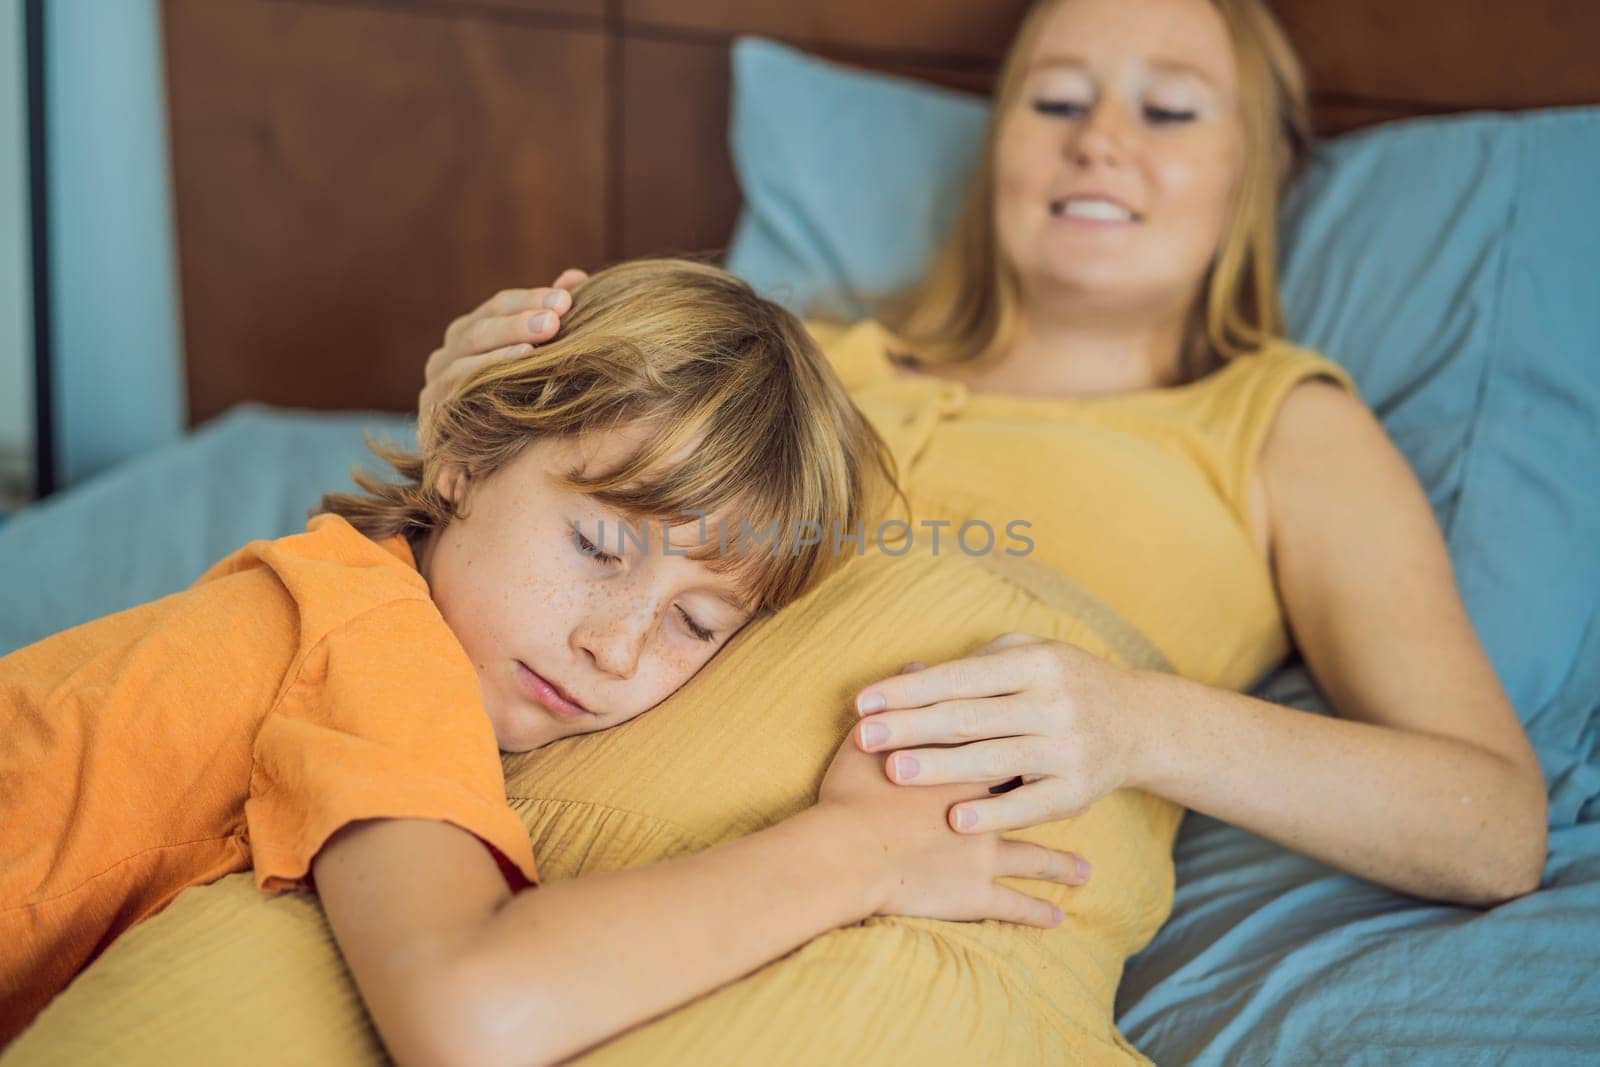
[725,38,987,318]
[1279,111,1600,826]
[725,37,1600,824]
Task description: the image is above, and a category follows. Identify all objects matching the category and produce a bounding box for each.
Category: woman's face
[993,0,1245,319]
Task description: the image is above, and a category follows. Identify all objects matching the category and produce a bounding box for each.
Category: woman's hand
[852,632,1154,837]
[817,728,1089,930]
[418,267,588,447]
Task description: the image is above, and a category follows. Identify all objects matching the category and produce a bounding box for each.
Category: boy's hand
[817,729,1089,930]
[418,268,588,448]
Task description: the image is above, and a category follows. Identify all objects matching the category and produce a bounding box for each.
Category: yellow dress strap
[1189,340,1362,533]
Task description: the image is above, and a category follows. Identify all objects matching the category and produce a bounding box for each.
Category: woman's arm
[312,735,1086,1067]
[850,379,1546,907]
[1131,668,1543,905]
[1135,378,1546,904]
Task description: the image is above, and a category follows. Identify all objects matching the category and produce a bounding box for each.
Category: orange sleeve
[243,598,539,896]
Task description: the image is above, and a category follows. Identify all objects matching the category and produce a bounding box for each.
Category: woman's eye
[1144,105,1197,125]
[571,523,620,566]
[677,607,716,643]
[1032,99,1088,118]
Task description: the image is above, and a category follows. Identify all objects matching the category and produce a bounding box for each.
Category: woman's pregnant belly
[502,544,1184,1065]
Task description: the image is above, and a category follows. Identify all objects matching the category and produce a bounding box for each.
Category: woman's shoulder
[1191,339,1360,421]
[1242,338,1359,395]
[1186,339,1364,470]
[1159,338,1365,464]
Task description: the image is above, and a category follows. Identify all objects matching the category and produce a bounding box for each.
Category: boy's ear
[436,462,470,508]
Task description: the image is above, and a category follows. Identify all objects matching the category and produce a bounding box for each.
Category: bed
[5,0,1599,1062]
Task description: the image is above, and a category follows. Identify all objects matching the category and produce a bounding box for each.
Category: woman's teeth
[1050,197,1136,222]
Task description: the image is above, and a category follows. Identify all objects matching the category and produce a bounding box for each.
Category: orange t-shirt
[0,513,540,1043]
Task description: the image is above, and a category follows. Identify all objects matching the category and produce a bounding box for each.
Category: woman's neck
[996,304,1189,399]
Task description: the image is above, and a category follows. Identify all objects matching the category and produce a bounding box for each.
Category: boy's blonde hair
[882,0,1311,382]
[323,258,901,613]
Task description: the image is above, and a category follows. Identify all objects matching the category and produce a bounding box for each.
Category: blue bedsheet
[1119,659,1600,1064]
[1112,110,1600,1064]
[3,406,1597,1063]
[0,406,413,655]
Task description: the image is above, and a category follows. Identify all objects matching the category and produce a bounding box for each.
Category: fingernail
[860,722,889,747]
[531,311,555,333]
[541,290,567,309]
[900,661,927,674]
[893,754,920,780]
[1075,858,1092,881]
[857,691,886,714]
[954,807,977,830]
[1052,906,1065,924]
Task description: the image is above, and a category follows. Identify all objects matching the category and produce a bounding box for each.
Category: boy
[0,258,895,1044]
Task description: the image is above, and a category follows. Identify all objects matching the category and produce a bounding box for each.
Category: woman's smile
[1049,193,1144,224]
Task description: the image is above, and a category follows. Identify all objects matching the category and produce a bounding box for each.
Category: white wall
[0,0,32,504]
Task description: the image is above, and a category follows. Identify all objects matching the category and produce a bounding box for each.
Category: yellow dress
[3,321,1362,1067]
[814,317,1360,695]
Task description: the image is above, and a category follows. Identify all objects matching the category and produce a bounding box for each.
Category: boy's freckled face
[416,433,755,753]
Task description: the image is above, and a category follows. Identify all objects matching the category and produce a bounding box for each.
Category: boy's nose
[574,613,652,681]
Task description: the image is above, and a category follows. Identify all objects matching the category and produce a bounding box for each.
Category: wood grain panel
[619,38,741,259]
[164,0,608,422]
[816,51,997,97]
[1271,0,1600,110]
[623,0,1600,115]
[1309,98,1450,137]
[621,0,1031,61]
[162,0,1600,423]
[411,0,605,20]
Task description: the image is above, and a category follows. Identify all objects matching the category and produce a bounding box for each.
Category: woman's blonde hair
[322,258,901,614]
[884,0,1310,382]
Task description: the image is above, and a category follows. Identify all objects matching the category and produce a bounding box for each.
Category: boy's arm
[312,806,885,1067]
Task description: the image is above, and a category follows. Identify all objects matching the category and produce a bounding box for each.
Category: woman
[423,0,1544,910]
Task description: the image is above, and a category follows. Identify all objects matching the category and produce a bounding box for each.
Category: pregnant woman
[431,0,1546,913]
[11,0,1547,1063]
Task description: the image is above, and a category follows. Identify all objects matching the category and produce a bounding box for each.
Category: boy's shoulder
[195,514,435,642]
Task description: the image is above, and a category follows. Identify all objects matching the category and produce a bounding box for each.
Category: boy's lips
[515,661,594,721]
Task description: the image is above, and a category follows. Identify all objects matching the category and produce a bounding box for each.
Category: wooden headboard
[162,0,1600,423]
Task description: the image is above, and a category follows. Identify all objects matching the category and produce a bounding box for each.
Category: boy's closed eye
[568,521,726,644]
[570,522,621,566]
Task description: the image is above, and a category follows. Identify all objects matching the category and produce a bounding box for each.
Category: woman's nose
[1068,99,1132,168]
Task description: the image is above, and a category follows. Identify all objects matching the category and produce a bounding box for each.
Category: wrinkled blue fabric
[0,407,413,656]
